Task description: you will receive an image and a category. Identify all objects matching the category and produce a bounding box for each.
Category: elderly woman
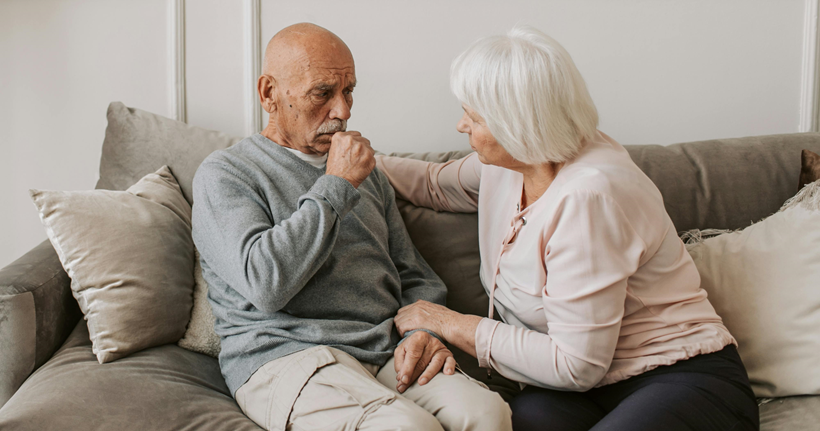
[376,26,759,431]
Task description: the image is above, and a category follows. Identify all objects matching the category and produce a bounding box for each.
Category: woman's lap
[511,346,759,431]
[511,387,604,431]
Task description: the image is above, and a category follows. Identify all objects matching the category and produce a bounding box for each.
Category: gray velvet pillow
[96,102,241,202]
[30,166,195,363]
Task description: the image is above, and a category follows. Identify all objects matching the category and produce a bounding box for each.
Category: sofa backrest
[96,102,820,234]
[626,133,820,232]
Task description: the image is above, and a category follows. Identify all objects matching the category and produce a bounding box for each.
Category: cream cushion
[685,180,820,398]
[177,249,221,358]
[30,166,194,363]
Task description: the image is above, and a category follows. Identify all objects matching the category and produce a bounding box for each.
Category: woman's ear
[258,74,278,114]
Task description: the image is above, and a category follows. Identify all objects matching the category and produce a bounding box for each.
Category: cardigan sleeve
[477,190,647,391]
[374,153,482,213]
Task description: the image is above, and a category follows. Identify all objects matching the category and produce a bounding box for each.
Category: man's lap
[235,346,511,431]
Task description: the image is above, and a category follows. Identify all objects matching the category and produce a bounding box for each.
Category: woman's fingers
[395,307,423,335]
[396,301,443,335]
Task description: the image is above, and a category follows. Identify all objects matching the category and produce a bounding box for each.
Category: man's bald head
[257,23,357,155]
[262,23,354,85]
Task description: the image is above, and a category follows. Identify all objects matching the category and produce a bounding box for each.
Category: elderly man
[191,23,511,431]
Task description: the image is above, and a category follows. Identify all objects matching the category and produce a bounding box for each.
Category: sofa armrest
[0,240,81,408]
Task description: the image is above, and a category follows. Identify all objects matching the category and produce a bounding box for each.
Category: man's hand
[394,331,456,393]
[326,131,375,188]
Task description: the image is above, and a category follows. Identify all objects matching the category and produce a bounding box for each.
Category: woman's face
[457,104,520,169]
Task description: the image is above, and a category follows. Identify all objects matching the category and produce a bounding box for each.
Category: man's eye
[318,92,329,98]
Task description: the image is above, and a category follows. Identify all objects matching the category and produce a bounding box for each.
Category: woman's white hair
[451,25,599,164]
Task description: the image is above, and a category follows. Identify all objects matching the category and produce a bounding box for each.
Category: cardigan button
[521,217,527,226]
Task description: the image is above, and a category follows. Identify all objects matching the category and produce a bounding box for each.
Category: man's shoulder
[193,136,267,193]
[197,135,290,180]
[202,135,264,166]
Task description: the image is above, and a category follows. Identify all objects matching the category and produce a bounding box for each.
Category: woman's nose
[456,113,470,134]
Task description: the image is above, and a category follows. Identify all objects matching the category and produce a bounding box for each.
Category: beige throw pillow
[684,180,820,397]
[30,166,194,363]
[177,249,221,358]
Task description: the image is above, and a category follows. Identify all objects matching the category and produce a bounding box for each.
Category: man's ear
[258,74,278,114]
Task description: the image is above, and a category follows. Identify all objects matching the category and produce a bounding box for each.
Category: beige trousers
[234,346,511,431]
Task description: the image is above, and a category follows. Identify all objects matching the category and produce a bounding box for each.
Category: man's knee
[361,397,444,431]
[439,384,511,431]
[413,373,511,431]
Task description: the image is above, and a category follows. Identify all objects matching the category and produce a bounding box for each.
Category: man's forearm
[194,170,359,313]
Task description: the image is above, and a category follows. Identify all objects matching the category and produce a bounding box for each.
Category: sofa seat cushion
[0,322,261,431]
[760,396,820,431]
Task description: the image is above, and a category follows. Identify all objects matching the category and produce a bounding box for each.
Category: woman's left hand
[395,300,459,339]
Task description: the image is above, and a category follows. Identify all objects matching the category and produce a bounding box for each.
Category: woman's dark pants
[510,345,759,431]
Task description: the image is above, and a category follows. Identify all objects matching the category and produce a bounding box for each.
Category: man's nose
[329,93,351,120]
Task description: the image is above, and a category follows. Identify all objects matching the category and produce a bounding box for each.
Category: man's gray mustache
[317,120,347,134]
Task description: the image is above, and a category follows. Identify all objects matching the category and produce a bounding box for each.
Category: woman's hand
[395,300,457,339]
[397,300,485,358]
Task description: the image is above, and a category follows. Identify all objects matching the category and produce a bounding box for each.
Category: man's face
[272,52,356,155]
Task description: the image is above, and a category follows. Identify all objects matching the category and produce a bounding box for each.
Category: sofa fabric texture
[29,166,195,363]
[1,102,820,429]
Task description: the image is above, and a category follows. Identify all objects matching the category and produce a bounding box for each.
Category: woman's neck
[517,162,564,209]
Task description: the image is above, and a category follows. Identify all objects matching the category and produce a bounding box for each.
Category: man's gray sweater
[191,134,447,395]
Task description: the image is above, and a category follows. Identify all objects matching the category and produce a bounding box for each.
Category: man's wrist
[398,328,443,345]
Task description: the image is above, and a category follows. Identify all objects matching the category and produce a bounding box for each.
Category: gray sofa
[1,102,819,430]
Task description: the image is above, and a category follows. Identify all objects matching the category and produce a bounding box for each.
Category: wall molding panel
[244,0,262,136]
[800,0,820,132]
[167,0,187,122]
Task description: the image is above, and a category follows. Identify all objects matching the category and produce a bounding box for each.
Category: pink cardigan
[375,132,735,390]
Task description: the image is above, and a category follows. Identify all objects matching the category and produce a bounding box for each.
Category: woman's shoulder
[558,133,657,200]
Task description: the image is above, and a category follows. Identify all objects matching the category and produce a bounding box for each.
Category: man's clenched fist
[326,131,375,188]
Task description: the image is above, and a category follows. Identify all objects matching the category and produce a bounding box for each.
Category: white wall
[256,0,805,152]
[0,0,170,269]
[0,0,813,268]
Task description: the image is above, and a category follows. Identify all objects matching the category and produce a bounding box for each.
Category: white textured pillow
[685,180,820,398]
[177,249,221,358]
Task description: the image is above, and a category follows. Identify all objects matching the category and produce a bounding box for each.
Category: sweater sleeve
[192,161,360,314]
[375,153,482,213]
[374,169,448,309]
[476,190,647,391]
